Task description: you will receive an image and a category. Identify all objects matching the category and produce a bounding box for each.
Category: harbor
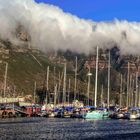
[1,0,140,139]
[0,46,140,120]
[1,117,140,140]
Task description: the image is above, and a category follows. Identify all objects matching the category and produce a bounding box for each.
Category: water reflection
[0,118,140,140]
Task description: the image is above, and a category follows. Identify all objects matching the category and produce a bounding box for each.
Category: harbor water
[0,118,140,140]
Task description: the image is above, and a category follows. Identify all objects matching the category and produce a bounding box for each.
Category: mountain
[0,36,139,106]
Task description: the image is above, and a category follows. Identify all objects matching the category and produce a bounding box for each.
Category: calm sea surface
[0,117,140,140]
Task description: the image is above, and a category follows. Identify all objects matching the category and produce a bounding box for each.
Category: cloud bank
[0,0,140,55]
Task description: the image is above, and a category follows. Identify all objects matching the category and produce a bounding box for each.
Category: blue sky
[35,0,140,22]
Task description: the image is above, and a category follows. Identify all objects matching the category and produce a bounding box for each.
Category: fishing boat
[54,106,74,118]
[125,107,140,119]
[37,110,49,117]
[70,108,82,118]
[109,107,127,119]
[71,107,87,118]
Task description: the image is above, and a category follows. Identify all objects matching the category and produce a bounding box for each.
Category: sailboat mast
[54,84,57,107]
[101,84,104,107]
[33,81,36,103]
[53,67,56,90]
[138,56,140,107]
[94,46,99,108]
[63,63,67,104]
[135,72,138,107]
[13,85,16,98]
[68,78,71,105]
[126,62,130,107]
[107,51,111,109]
[46,66,49,104]
[87,67,91,106]
[46,66,49,91]
[132,79,135,107]
[119,74,123,107]
[74,56,77,100]
[4,62,8,98]
[57,71,61,104]
[129,75,132,107]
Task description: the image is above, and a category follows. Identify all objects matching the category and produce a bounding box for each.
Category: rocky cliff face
[0,34,139,105]
[16,25,30,42]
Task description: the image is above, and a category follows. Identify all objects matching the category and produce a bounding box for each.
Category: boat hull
[110,112,125,119]
[83,111,109,119]
[125,114,140,119]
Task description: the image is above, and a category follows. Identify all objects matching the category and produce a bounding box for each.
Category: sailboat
[83,47,110,119]
[125,72,140,119]
[55,63,74,118]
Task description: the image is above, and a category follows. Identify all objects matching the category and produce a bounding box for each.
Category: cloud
[0,0,140,55]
